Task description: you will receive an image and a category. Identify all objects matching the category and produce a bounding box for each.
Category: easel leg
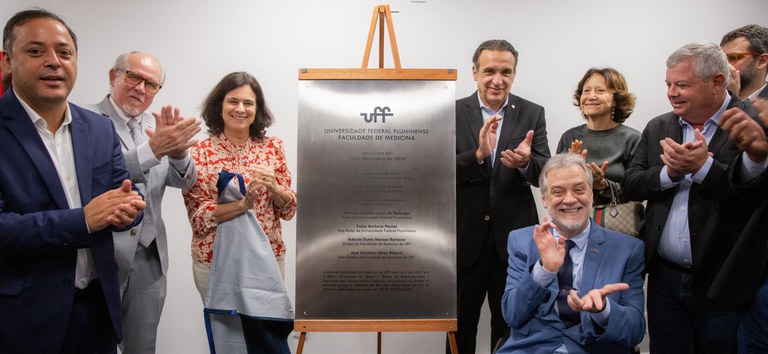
[297,332,307,354]
[377,332,382,354]
[448,331,458,354]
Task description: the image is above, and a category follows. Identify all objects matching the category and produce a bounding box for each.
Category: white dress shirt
[16,89,96,289]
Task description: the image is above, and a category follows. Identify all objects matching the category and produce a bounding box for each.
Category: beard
[739,60,758,89]
[547,204,592,237]
[119,102,144,118]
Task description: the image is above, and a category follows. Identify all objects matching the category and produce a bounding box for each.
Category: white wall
[2,1,766,353]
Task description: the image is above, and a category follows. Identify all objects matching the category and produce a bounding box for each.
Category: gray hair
[667,41,730,83]
[112,51,166,86]
[539,153,593,194]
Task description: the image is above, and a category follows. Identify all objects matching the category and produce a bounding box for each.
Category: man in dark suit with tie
[623,42,766,354]
[455,39,550,353]
[0,9,145,353]
[720,24,768,102]
[497,152,645,354]
[90,51,200,354]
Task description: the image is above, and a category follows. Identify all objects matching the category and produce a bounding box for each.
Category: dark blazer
[622,95,756,303]
[0,89,136,353]
[498,222,646,353]
[708,85,768,307]
[455,92,550,267]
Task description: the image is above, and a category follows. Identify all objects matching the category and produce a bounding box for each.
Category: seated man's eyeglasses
[725,52,757,63]
[118,69,162,94]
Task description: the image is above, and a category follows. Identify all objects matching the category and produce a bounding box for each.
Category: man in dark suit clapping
[454,39,550,354]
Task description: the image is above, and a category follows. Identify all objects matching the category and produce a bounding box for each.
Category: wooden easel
[295,4,457,354]
[298,4,456,81]
[363,4,401,69]
[295,319,457,354]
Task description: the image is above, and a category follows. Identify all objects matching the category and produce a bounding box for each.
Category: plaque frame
[295,4,457,354]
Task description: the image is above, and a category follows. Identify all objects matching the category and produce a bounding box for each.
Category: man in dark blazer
[498,153,645,354]
[708,24,768,310]
[0,9,145,353]
[455,39,550,353]
[623,42,766,354]
[91,51,199,354]
[713,95,768,352]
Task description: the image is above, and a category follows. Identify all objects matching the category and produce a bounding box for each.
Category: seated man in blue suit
[0,9,145,354]
[497,152,645,354]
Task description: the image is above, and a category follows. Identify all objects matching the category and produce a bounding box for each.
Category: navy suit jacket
[0,89,137,353]
[498,222,645,354]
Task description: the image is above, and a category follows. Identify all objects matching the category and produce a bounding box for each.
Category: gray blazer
[91,95,197,295]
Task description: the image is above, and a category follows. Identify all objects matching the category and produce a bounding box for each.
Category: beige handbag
[592,182,644,237]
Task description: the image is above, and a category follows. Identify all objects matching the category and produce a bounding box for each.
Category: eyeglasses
[118,69,162,94]
[725,52,757,63]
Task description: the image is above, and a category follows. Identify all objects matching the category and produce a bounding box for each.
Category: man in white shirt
[0,9,145,353]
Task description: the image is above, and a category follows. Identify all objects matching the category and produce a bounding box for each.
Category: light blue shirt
[532,223,612,327]
[478,95,506,167]
[477,94,529,174]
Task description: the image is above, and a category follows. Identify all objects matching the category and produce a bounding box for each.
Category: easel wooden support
[298,3,455,81]
[295,4,458,353]
[362,4,401,69]
[295,319,458,354]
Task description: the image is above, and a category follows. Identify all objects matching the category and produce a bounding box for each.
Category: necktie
[126,118,146,146]
[557,239,580,327]
[126,119,155,247]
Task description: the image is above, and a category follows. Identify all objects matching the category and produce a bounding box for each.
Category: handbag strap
[607,180,618,207]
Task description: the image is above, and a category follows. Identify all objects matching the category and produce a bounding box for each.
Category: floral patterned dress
[182,134,297,266]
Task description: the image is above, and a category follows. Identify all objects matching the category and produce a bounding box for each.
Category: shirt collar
[748,82,767,102]
[677,91,731,128]
[552,221,591,252]
[477,93,509,115]
[15,87,73,131]
[108,94,142,125]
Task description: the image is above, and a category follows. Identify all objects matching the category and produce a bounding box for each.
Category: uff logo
[361,106,393,123]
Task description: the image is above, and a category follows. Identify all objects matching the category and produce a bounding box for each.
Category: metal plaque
[297,80,456,319]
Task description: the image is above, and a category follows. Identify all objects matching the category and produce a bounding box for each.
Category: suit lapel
[708,96,746,154]
[2,92,69,209]
[580,222,606,294]
[493,94,518,172]
[707,126,728,155]
[461,94,486,162]
[69,106,94,204]
[97,95,134,151]
[666,113,683,144]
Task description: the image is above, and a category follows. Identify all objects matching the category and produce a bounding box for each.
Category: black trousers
[451,235,508,354]
[60,279,117,354]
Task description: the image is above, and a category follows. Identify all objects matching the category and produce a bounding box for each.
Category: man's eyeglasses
[725,52,757,63]
[118,69,162,94]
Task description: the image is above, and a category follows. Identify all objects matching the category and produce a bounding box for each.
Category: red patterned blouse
[182,134,297,266]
